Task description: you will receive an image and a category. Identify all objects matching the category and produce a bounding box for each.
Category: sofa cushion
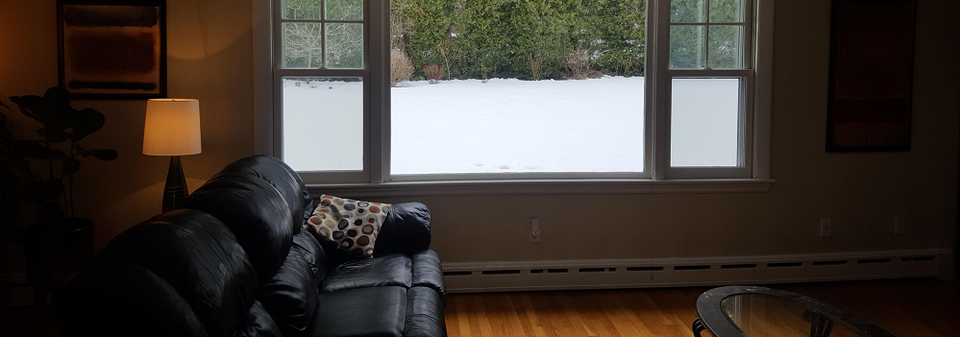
[310,287,408,337]
[221,155,311,229]
[292,230,327,281]
[53,260,208,337]
[183,171,294,281]
[306,195,392,258]
[411,250,445,295]
[97,210,258,337]
[403,287,447,337]
[257,234,321,337]
[374,202,431,256]
[234,301,282,337]
[321,254,412,293]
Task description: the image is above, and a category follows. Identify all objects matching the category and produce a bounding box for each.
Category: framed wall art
[57,0,166,99]
[826,0,916,152]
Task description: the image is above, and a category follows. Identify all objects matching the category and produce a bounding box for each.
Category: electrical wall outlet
[530,218,541,242]
[895,217,906,235]
[820,219,832,237]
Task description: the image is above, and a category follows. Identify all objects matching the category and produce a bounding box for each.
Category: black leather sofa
[53,156,446,337]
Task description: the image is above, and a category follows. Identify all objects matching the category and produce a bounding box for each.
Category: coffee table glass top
[720,294,861,337]
[695,286,894,337]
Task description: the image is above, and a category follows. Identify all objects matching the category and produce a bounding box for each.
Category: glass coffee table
[693,286,894,337]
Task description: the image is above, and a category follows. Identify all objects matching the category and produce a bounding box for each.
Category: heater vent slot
[767,262,803,268]
[857,258,892,264]
[721,264,758,269]
[674,265,711,271]
[627,266,665,272]
[482,270,520,275]
[812,260,848,266]
[579,268,606,273]
[442,271,472,276]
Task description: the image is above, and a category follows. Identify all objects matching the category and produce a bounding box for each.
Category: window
[658,0,756,179]
[273,0,373,181]
[258,0,773,188]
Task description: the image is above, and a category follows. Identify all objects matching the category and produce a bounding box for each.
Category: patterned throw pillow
[304,195,391,258]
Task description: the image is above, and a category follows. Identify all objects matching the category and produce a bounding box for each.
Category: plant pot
[23,218,94,292]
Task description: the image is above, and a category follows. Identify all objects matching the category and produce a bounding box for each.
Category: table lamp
[143,99,202,212]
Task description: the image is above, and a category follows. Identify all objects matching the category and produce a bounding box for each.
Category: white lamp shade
[143,99,202,156]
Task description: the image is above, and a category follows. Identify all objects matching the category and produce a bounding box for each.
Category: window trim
[252,0,776,193]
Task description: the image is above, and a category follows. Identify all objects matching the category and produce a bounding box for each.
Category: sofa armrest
[374,202,432,256]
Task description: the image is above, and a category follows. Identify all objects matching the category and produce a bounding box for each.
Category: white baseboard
[441,248,955,293]
[3,249,953,304]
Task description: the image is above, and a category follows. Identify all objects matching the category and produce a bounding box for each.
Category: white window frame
[253,0,775,194]
[653,0,757,180]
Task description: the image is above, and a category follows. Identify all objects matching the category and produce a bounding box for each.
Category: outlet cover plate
[530,218,541,242]
[820,219,832,237]
[895,217,906,235]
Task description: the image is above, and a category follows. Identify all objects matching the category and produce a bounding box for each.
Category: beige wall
[0,0,255,273]
[1,0,957,275]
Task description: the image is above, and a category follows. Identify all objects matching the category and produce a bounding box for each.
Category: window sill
[305,178,774,199]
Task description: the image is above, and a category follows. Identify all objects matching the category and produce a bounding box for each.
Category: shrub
[564,48,591,80]
[528,55,545,81]
[423,64,444,84]
[391,50,414,87]
[393,0,651,79]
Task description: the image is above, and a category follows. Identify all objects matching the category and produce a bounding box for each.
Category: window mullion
[704,0,711,69]
[643,0,657,179]
[369,0,388,184]
[653,0,673,181]
[320,4,326,68]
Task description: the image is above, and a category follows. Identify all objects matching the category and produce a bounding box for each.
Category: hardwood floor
[443,278,960,337]
[2,278,956,336]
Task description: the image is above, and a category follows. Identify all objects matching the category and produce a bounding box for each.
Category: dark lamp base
[162,156,188,213]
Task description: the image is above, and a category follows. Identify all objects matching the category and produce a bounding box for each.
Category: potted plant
[0,87,117,302]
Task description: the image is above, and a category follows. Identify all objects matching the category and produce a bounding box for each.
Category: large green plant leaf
[36,128,71,143]
[0,113,15,145]
[14,140,67,160]
[10,88,77,143]
[42,89,77,144]
[73,144,118,161]
[12,160,31,178]
[9,95,46,123]
[62,158,81,176]
[42,87,72,118]
[71,108,105,142]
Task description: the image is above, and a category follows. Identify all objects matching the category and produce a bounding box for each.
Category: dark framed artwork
[826,0,916,152]
[57,0,166,99]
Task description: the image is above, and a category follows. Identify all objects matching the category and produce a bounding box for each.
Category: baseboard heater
[440,248,955,293]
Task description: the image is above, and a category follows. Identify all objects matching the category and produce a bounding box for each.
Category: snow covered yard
[283,77,739,175]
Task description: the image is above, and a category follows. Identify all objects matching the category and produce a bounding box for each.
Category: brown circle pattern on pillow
[304,194,391,258]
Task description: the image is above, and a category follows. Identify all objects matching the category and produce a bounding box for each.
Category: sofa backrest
[54,210,262,337]
[220,155,314,223]
[182,171,295,281]
[181,155,315,281]
[55,156,325,337]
